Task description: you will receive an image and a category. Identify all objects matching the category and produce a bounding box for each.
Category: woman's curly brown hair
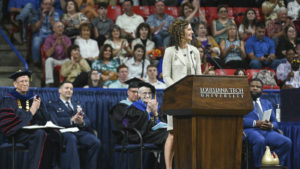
[168,19,189,50]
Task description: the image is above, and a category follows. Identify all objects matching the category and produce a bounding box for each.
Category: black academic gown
[0,89,62,169]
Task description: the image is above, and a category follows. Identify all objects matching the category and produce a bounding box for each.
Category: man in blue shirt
[245,22,282,70]
[30,0,60,65]
[146,0,174,48]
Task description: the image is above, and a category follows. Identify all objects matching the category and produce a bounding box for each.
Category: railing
[0,28,28,70]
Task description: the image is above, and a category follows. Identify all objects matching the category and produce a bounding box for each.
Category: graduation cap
[138,81,156,94]
[8,70,32,81]
[125,77,144,89]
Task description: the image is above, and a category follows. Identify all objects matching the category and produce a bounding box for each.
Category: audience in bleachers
[245,22,279,69]
[131,23,155,63]
[61,44,91,87]
[95,0,117,6]
[220,23,246,69]
[287,0,300,21]
[52,0,65,17]
[194,21,222,69]
[211,5,236,44]
[238,8,258,41]
[276,25,299,60]
[92,2,114,47]
[75,0,98,20]
[266,7,293,46]
[197,45,212,74]
[145,64,166,89]
[104,24,132,64]
[74,22,100,65]
[262,0,285,25]
[116,0,144,41]
[146,0,174,48]
[277,47,300,88]
[30,0,60,65]
[44,21,71,87]
[234,68,247,76]
[178,0,206,32]
[91,44,119,87]
[108,64,129,88]
[61,0,88,40]
[125,44,150,80]
[83,69,103,88]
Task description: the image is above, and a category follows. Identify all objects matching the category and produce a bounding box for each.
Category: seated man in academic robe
[0,70,61,169]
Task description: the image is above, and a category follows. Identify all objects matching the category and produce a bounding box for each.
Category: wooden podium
[162,75,253,169]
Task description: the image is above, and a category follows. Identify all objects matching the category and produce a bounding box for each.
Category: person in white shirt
[115,0,144,40]
[145,65,166,89]
[74,23,99,65]
[287,0,300,21]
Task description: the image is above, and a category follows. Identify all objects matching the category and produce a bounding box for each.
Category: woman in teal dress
[211,5,235,44]
[91,44,120,87]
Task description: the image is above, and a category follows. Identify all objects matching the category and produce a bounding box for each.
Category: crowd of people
[5,0,300,89]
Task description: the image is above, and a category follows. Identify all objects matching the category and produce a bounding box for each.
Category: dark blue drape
[0,87,299,169]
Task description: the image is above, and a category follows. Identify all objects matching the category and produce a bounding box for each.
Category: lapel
[58,99,74,115]
[174,47,186,66]
[187,45,197,73]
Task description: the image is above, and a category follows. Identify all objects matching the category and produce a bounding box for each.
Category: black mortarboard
[9,70,32,81]
[138,82,156,94]
[125,77,144,89]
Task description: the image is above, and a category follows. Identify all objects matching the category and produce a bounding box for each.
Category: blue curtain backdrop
[0,87,299,169]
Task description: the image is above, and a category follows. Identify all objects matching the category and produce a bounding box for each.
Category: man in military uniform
[47,81,101,169]
[0,70,61,169]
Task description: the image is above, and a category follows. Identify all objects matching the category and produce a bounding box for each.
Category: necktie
[66,101,73,111]
[255,101,263,120]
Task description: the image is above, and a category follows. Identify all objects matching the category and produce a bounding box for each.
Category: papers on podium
[152,122,168,130]
[262,109,272,121]
[23,121,64,129]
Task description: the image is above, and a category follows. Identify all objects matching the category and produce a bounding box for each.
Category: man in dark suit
[47,81,101,169]
[243,78,292,168]
[0,70,61,169]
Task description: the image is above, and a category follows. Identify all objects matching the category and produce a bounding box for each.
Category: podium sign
[162,75,253,169]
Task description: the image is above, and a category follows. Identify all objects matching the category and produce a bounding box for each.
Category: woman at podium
[162,19,202,169]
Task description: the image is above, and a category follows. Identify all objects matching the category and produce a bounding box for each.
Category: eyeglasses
[219,10,228,13]
[141,92,152,96]
[17,80,29,84]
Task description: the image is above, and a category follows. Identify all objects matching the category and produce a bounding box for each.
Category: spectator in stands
[61,0,88,40]
[211,5,235,44]
[238,8,258,41]
[61,44,91,87]
[266,7,293,46]
[104,24,132,64]
[47,81,101,169]
[74,23,100,65]
[277,48,300,88]
[108,64,129,88]
[262,0,285,25]
[75,0,98,20]
[116,0,144,41]
[287,0,300,21]
[197,45,212,74]
[92,2,114,47]
[243,78,291,168]
[276,25,300,60]
[125,44,150,80]
[146,0,174,48]
[234,68,246,76]
[83,69,103,88]
[30,0,60,65]
[220,23,247,69]
[145,65,166,89]
[245,22,278,69]
[44,21,71,87]
[205,67,217,75]
[194,21,222,69]
[178,0,206,32]
[8,0,40,43]
[91,44,119,87]
[119,0,139,6]
[131,23,155,63]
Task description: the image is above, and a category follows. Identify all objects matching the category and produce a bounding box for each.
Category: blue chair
[0,134,28,169]
[109,105,162,169]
